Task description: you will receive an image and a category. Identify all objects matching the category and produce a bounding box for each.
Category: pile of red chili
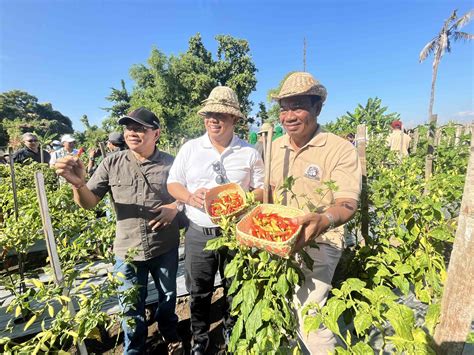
[209,192,244,217]
[250,212,298,242]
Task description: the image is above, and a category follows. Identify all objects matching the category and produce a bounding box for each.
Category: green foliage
[0,90,73,146]
[0,163,128,353]
[324,97,399,137]
[102,79,132,131]
[124,33,257,146]
[205,199,302,354]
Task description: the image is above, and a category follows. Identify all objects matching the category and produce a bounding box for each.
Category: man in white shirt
[167,86,264,355]
[50,134,79,166]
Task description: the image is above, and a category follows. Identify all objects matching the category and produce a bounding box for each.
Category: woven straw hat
[198,86,245,119]
[258,122,273,134]
[272,72,327,103]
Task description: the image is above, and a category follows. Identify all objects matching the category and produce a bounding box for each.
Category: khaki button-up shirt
[87,149,179,261]
[270,127,361,249]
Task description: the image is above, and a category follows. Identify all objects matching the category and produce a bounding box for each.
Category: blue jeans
[114,248,179,355]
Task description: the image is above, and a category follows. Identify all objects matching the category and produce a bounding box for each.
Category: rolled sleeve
[331,147,361,201]
[86,158,111,200]
[249,151,265,189]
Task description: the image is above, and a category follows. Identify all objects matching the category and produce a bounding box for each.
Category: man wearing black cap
[55,107,183,354]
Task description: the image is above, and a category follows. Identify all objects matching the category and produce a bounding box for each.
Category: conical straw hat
[198,86,245,119]
[272,72,327,102]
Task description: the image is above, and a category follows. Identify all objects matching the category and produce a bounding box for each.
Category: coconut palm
[419,9,474,121]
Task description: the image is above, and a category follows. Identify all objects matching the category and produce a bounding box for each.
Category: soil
[83,287,226,354]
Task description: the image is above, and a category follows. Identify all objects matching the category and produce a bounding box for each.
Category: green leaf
[385,304,414,340]
[229,317,244,351]
[322,298,346,335]
[353,312,372,336]
[224,258,240,278]
[275,273,289,297]
[424,303,440,334]
[396,263,413,275]
[351,342,375,354]
[240,281,257,320]
[245,300,264,339]
[392,275,410,295]
[303,313,322,336]
[343,278,366,293]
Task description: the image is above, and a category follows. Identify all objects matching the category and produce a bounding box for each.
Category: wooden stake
[455,126,462,146]
[35,172,88,355]
[424,114,437,187]
[356,125,369,244]
[263,128,273,203]
[433,133,474,354]
[7,147,19,221]
[413,128,419,154]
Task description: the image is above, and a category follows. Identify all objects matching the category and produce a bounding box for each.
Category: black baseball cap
[118,107,160,129]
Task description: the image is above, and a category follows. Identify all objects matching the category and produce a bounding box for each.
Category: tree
[0,90,73,147]
[75,114,107,148]
[102,79,132,132]
[324,97,400,136]
[123,33,257,144]
[255,102,269,127]
[419,9,473,122]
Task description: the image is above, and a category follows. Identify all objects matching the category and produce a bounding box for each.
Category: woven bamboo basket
[235,204,304,258]
[205,183,248,224]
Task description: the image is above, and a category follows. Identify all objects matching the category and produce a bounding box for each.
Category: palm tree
[419,9,474,122]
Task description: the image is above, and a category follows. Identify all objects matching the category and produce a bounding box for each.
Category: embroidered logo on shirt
[305,164,322,180]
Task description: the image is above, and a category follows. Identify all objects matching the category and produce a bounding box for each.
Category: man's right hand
[55,156,86,187]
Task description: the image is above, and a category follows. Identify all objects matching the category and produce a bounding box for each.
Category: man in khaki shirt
[270,72,361,354]
[386,120,411,156]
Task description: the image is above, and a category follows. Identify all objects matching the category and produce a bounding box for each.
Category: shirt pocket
[147,172,171,203]
[110,176,135,204]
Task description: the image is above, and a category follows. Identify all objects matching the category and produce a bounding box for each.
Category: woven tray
[236,204,304,258]
[205,183,248,224]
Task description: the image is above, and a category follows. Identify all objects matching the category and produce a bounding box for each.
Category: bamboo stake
[356,125,369,244]
[263,129,273,203]
[433,133,474,354]
[35,172,88,355]
[424,114,437,193]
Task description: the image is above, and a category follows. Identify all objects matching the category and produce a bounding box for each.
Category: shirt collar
[200,133,242,150]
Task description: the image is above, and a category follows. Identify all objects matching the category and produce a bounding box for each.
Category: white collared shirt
[168,133,264,227]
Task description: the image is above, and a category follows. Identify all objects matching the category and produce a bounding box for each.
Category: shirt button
[139,208,143,211]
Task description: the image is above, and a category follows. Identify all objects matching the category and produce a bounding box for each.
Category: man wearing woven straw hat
[167,86,264,354]
[270,72,361,354]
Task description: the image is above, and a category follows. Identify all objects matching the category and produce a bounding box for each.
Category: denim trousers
[114,247,179,355]
[184,226,234,345]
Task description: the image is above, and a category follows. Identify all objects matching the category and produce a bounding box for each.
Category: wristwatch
[175,201,184,212]
[322,212,336,231]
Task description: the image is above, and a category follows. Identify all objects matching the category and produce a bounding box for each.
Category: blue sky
[1,0,473,132]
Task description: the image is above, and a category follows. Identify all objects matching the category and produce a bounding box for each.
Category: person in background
[12,132,51,164]
[55,107,183,354]
[50,134,79,166]
[270,72,361,354]
[87,132,127,176]
[272,125,284,141]
[248,131,258,145]
[167,86,264,355]
[255,122,273,160]
[386,120,411,156]
[51,140,62,152]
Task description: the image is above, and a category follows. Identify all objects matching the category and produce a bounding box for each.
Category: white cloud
[456,111,474,118]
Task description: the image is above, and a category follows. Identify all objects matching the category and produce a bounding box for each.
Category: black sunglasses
[25,139,38,143]
[212,161,229,185]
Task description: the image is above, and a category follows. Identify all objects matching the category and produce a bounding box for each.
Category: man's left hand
[149,203,179,231]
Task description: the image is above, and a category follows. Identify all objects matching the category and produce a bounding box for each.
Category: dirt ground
[84,287,226,354]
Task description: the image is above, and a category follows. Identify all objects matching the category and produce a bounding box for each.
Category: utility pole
[303,37,307,72]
